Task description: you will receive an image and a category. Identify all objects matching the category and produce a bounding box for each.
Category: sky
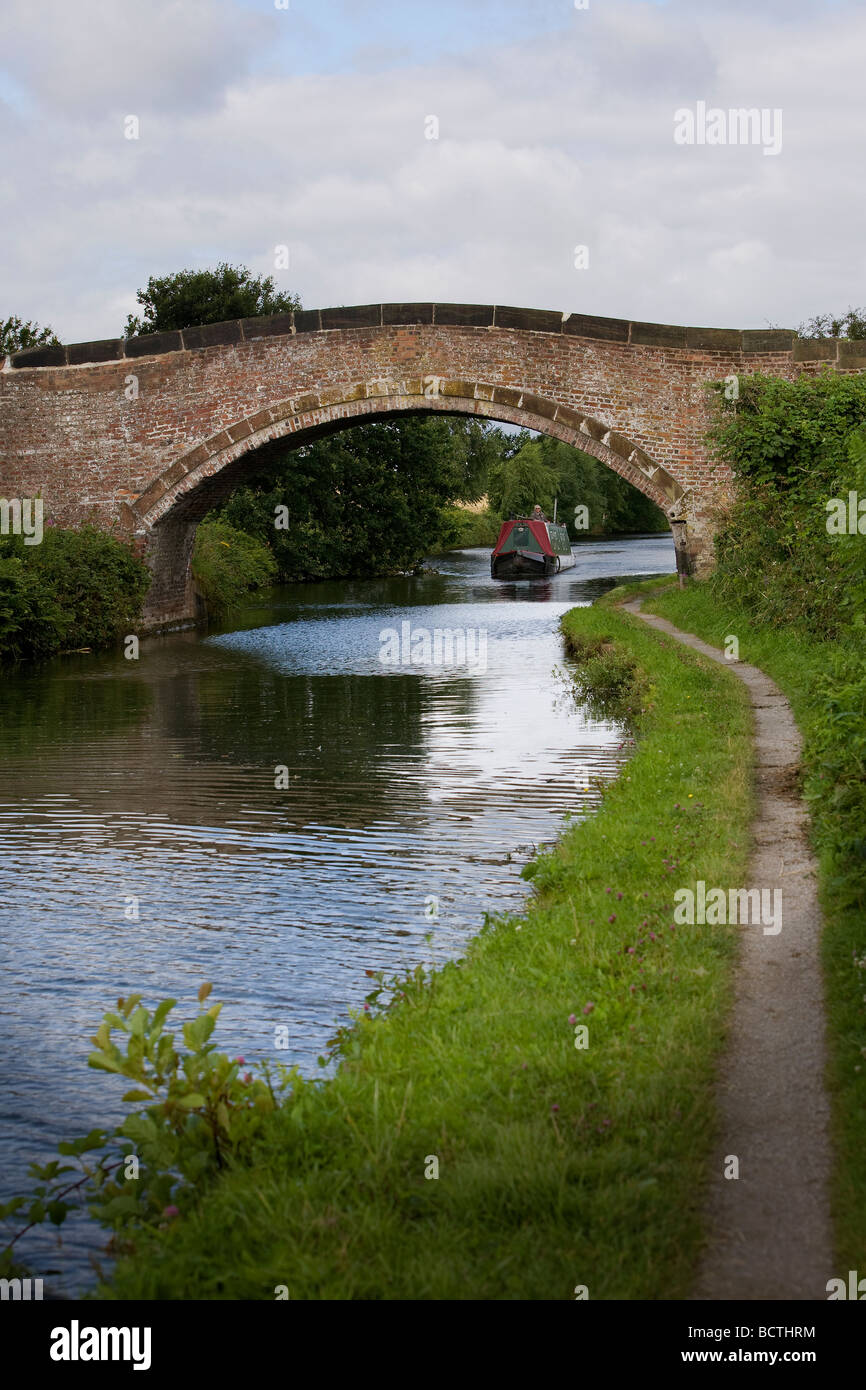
[0,0,863,344]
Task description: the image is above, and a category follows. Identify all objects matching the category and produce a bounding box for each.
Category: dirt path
[624,598,834,1301]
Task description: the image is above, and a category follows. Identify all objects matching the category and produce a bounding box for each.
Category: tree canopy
[216,416,505,581]
[123,262,302,337]
[486,437,558,517]
[1,315,60,356]
[213,416,667,583]
[798,307,866,340]
[488,431,668,534]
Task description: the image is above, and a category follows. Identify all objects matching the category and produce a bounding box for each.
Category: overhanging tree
[216,416,504,580]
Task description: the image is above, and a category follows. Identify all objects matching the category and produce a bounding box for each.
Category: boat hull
[489,517,576,580]
[491,549,559,579]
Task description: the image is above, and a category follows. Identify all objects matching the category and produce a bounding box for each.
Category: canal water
[0,533,674,1291]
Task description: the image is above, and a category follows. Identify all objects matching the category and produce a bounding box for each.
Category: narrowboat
[490,516,576,579]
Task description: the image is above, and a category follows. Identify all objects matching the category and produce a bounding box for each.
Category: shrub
[0,550,62,661]
[702,371,866,968]
[0,527,150,662]
[439,505,502,549]
[191,520,278,616]
[0,984,296,1280]
[707,374,866,638]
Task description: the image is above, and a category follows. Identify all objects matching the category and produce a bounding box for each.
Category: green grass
[643,579,866,1275]
[102,597,753,1300]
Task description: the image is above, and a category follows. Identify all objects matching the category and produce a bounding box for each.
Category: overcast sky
[1,0,863,344]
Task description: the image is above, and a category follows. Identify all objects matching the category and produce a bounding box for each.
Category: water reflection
[0,533,675,1290]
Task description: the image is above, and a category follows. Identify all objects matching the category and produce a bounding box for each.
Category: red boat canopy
[492,518,554,557]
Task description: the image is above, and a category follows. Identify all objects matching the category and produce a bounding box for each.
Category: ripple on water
[0,535,675,1291]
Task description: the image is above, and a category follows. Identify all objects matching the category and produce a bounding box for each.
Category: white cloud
[0,0,864,342]
[0,0,267,116]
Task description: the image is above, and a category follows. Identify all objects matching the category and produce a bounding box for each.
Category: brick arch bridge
[1,302,855,628]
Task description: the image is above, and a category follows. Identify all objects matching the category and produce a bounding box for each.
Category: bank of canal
[0,534,674,1291]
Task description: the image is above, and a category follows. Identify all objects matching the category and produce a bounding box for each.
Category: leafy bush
[192,520,278,616]
[439,505,502,548]
[707,374,866,637]
[709,370,866,494]
[0,985,295,1278]
[0,551,63,660]
[706,370,866,871]
[0,527,150,662]
[804,644,866,908]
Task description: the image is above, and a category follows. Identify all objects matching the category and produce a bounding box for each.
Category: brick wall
[1,303,861,627]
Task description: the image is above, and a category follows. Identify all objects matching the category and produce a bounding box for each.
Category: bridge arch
[133,378,682,624]
[7,299,845,629]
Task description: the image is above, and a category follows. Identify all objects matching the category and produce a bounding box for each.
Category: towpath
[624,597,834,1301]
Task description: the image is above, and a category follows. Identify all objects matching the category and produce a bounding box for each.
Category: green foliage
[215,417,501,581]
[561,630,651,723]
[834,430,866,620]
[0,552,63,660]
[3,598,752,1298]
[124,262,301,337]
[433,417,503,503]
[486,437,558,517]
[487,432,669,536]
[707,373,866,636]
[700,369,866,889]
[799,308,866,340]
[0,984,295,1273]
[0,528,150,662]
[709,370,866,494]
[92,600,750,1300]
[1,315,60,355]
[191,520,278,616]
[437,505,502,549]
[648,370,866,1270]
[806,644,866,907]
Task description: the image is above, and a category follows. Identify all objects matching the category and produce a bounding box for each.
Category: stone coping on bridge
[6,302,850,371]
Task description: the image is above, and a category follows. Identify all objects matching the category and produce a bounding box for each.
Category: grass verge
[102,597,753,1300]
[643,578,866,1274]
